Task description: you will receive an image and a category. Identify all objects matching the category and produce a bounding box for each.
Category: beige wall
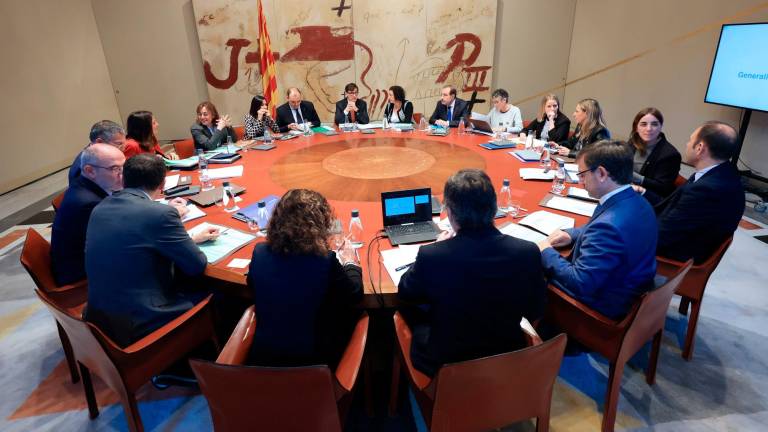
[0,0,120,194]
[91,0,209,141]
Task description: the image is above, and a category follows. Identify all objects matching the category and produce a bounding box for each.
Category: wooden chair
[51,190,66,212]
[233,125,245,141]
[544,261,693,432]
[173,139,196,159]
[523,119,531,128]
[413,112,423,125]
[673,174,687,188]
[35,288,218,432]
[190,306,369,432]
[656,236,733,360]
[389,311,567,432]
[19,228,87,383]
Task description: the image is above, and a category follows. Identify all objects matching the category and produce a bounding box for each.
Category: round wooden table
[183,130,589,306]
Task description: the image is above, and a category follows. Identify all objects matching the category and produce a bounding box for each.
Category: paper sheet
[181,204,206,223]
[519,168,555,180]
[187,222,256,264]
[518,211,575,235]
[567,187,599,202]
[543,196,597,217]
[357,122,384,130]
[227,258,251,269]
[470,111,489,122]
[499,223,547,243]
[381,245,422,286]
[164,174,180,190]
[207,165,244,179]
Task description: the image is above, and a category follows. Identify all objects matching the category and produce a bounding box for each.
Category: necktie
[687,173,696,183]
[447,106,453,122]
[293,108,304,125]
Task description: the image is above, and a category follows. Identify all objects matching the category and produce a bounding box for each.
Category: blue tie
[447,107,453,122]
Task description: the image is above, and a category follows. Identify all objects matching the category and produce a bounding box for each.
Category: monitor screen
[705,23,768,112]
[381,188,433,226]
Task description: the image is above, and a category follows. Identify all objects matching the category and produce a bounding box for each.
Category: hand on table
[435,119,449,128]
[192,227,220,244]
[436,229,455,242]
[547,229,572,248]
[557,147,570,156]
[169,197,189,218]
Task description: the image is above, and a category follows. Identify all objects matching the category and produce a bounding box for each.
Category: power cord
[366,230,388,307]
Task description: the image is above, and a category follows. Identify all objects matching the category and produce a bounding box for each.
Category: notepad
[539,194,597,217]
[517,211,575,235]
[164,174,180,190]
[206,165,244,179]
[519,168,555,181]
[511,149,542,161]
[381,245,423,286]
[187,222,256,264]
[567,187,599,202]
[499,223,547,243]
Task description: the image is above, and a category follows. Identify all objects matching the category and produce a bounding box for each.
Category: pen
[395,262,414,272]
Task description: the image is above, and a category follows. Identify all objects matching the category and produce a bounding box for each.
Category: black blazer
[633,134,681,197]
[398,226,546,376]
[190,123,238,151]
[383,100,414,124]
[246,243,363,367]
[50,176,108,285]
[275,101,322,133]
[85,188,208,347]
[334,98,369,125]
[558,125,610,158]
[523,112,571,143]
[647,162,744,263]
[428,98,470,127]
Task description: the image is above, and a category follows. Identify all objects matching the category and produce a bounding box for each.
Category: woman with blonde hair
[522,93,571,142]
[557,98,610,157]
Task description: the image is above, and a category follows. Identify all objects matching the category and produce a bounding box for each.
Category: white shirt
[290,106,305,124]
[487,104,523,133]
[599,184,631,205]
[694,162,723,182]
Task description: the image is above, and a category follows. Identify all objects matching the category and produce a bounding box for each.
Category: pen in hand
[395,262,414,272]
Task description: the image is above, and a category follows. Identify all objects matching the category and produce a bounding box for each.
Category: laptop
[468,118,495,136]
[381,188,439,245]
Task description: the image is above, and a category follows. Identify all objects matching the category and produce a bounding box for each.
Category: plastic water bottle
[255,201,269,233]
[348,209,364,248]
[498,178,512,214]
[222,181,240,213]
[551,161,566,195]
[419,116,428,131]
[197,149,213,191]
[383,115,389,130]
[263,128,273,145]
[525,133,534,149]
[303,121,313,136]
[457,119,465,135]
[540,147,551,169]
[226,133,234,151]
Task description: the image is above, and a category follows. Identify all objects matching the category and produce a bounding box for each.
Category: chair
[51,190,66,212]
[413,112,423,125]
[656,236,733,360]
[173,139,196,159]
[523,119,531,128]
[35,288,218,432]
[190,306,369,432]
[673,174,687,188]
[389,312,567,432]
[233,125,245,140]
[544,261,693,432]
[20,228,87,383]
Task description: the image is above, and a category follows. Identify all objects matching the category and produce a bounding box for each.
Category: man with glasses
[68,120,126,183]
[52,144,125,285]
[275,87,322,133]
[537,140,658,319]
[334,82,369,125]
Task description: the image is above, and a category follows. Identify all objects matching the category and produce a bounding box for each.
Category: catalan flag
[258,0,278,118]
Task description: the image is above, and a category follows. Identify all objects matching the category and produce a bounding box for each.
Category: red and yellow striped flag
[258,0,278,118]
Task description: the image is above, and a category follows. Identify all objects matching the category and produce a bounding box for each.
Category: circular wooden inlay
[270,137,486,202]
[322,147,437,179]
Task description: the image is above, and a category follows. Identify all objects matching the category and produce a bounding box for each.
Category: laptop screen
[381,188,433,226]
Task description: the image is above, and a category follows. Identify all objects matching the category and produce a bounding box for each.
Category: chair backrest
[523,119,531,128]
[428,334,567,432]
[190,361,342,432]
[233,125,245,141]
[621,261,693,360]
[20,228,58,293]
[412,112,423,124]
[52,190,66,212]
[674,174,687,188]
[173,139,196,159]
[657,236,732,300]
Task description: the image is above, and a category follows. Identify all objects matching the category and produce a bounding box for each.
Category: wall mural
[192,0,496,124]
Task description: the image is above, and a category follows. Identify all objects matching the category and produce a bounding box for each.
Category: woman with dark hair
[556,98,610,158]
[190,101,237,151]
[383,85,413,123]
[246,189,363,367]
[244,95,279,139]
[628,107,681,197]
[123,111,173,159]
[522,93,571,142]
[334,82,369,125]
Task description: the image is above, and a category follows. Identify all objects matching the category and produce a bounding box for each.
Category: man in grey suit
[85,154,220,347]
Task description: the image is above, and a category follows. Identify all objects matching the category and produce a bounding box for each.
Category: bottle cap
[351,209,359,218]
[223,181,230,187]
[558,161,565,167]
[257,201,266,208]
[502,178,510,186]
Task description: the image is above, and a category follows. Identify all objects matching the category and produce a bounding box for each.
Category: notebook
[381,188,439,246]
[232,195,280,224]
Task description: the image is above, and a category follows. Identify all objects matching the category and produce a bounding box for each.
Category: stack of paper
[517,211,575,235]
[381,244,422,286]
[358,122,384,130]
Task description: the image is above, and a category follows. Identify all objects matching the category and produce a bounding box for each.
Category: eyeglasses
[91,164,123,174]
[346,91,358,95]
[575,167,596,178]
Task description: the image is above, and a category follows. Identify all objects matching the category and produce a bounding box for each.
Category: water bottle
[457,119,465,135]
[255,200,269,233]
[263,128,273,145]
[226,133,234,151]
[348,209,364,248]
[498,178,512,214]
[525,132,534,149]
[551,161,566,195]
[303,121,313,136]
[383,115,389,130]
[222,181,240,213]
[540,147,551,169]
[419,116,428,131]
[197,149,213,191]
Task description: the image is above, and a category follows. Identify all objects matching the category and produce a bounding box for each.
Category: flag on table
[258,0,278,118]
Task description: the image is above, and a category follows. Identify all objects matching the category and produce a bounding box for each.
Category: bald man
[52,144,126,285]
[275,87,321,133]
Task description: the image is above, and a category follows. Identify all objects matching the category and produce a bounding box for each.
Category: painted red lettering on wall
[281,26,354,62]
[436,33,482,84]
[204,38,251,90]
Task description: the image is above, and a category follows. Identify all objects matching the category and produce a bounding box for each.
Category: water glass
[329,219,344,250]
[507,200,521,217]
[199,171,213,191]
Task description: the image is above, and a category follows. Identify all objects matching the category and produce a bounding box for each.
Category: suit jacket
[634,134,681,197]
[334,98,369,125]
[523,112,571,143]
[246,243,363,367]
[68,149,85,183]
[50,176,108,285]
[275,101,322,133]
[558,125,610,158]
[85,188,207,347]
[428,98,470,127]
[384,100,414,124]
[398,226,546,376]
[541,187,658,319]
[190,123,237,151]
[647,162,744,263]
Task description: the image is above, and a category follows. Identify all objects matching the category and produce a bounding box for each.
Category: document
[164,156,199,168]
[206,165,244,179]
[470,111,489,122]
[499,223,547,243]
[567,187,599,202]
[519,168,555,181]
[357,121,384,130]
[564,163,579,172]
[227,258,251,269]
[164,174,180,190]
[540,195,597,217]
[187,222,256,264]
[381,245,422,286]
[180,204,207,223]
[510,150,542,162]
[517,210,575,235]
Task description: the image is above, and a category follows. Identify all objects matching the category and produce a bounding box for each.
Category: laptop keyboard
[388,223,435,236]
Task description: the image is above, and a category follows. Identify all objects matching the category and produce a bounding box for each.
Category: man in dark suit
[539,140,658,319]
[68,120,126,183]
[428,85,469,128]
[334,82,369,125]
[51,144,125,286]
[85,154,220,347]
[275,87,322,133]
[636,121,744,263]
[398,169,546,376]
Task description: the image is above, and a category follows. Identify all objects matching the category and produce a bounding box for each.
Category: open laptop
[468,118,495,136]
[381,188,440,245]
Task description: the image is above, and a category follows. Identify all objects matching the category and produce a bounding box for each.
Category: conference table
[178,129,590,307]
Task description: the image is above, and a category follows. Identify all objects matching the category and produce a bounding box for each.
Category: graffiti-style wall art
[193,0,496,124]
